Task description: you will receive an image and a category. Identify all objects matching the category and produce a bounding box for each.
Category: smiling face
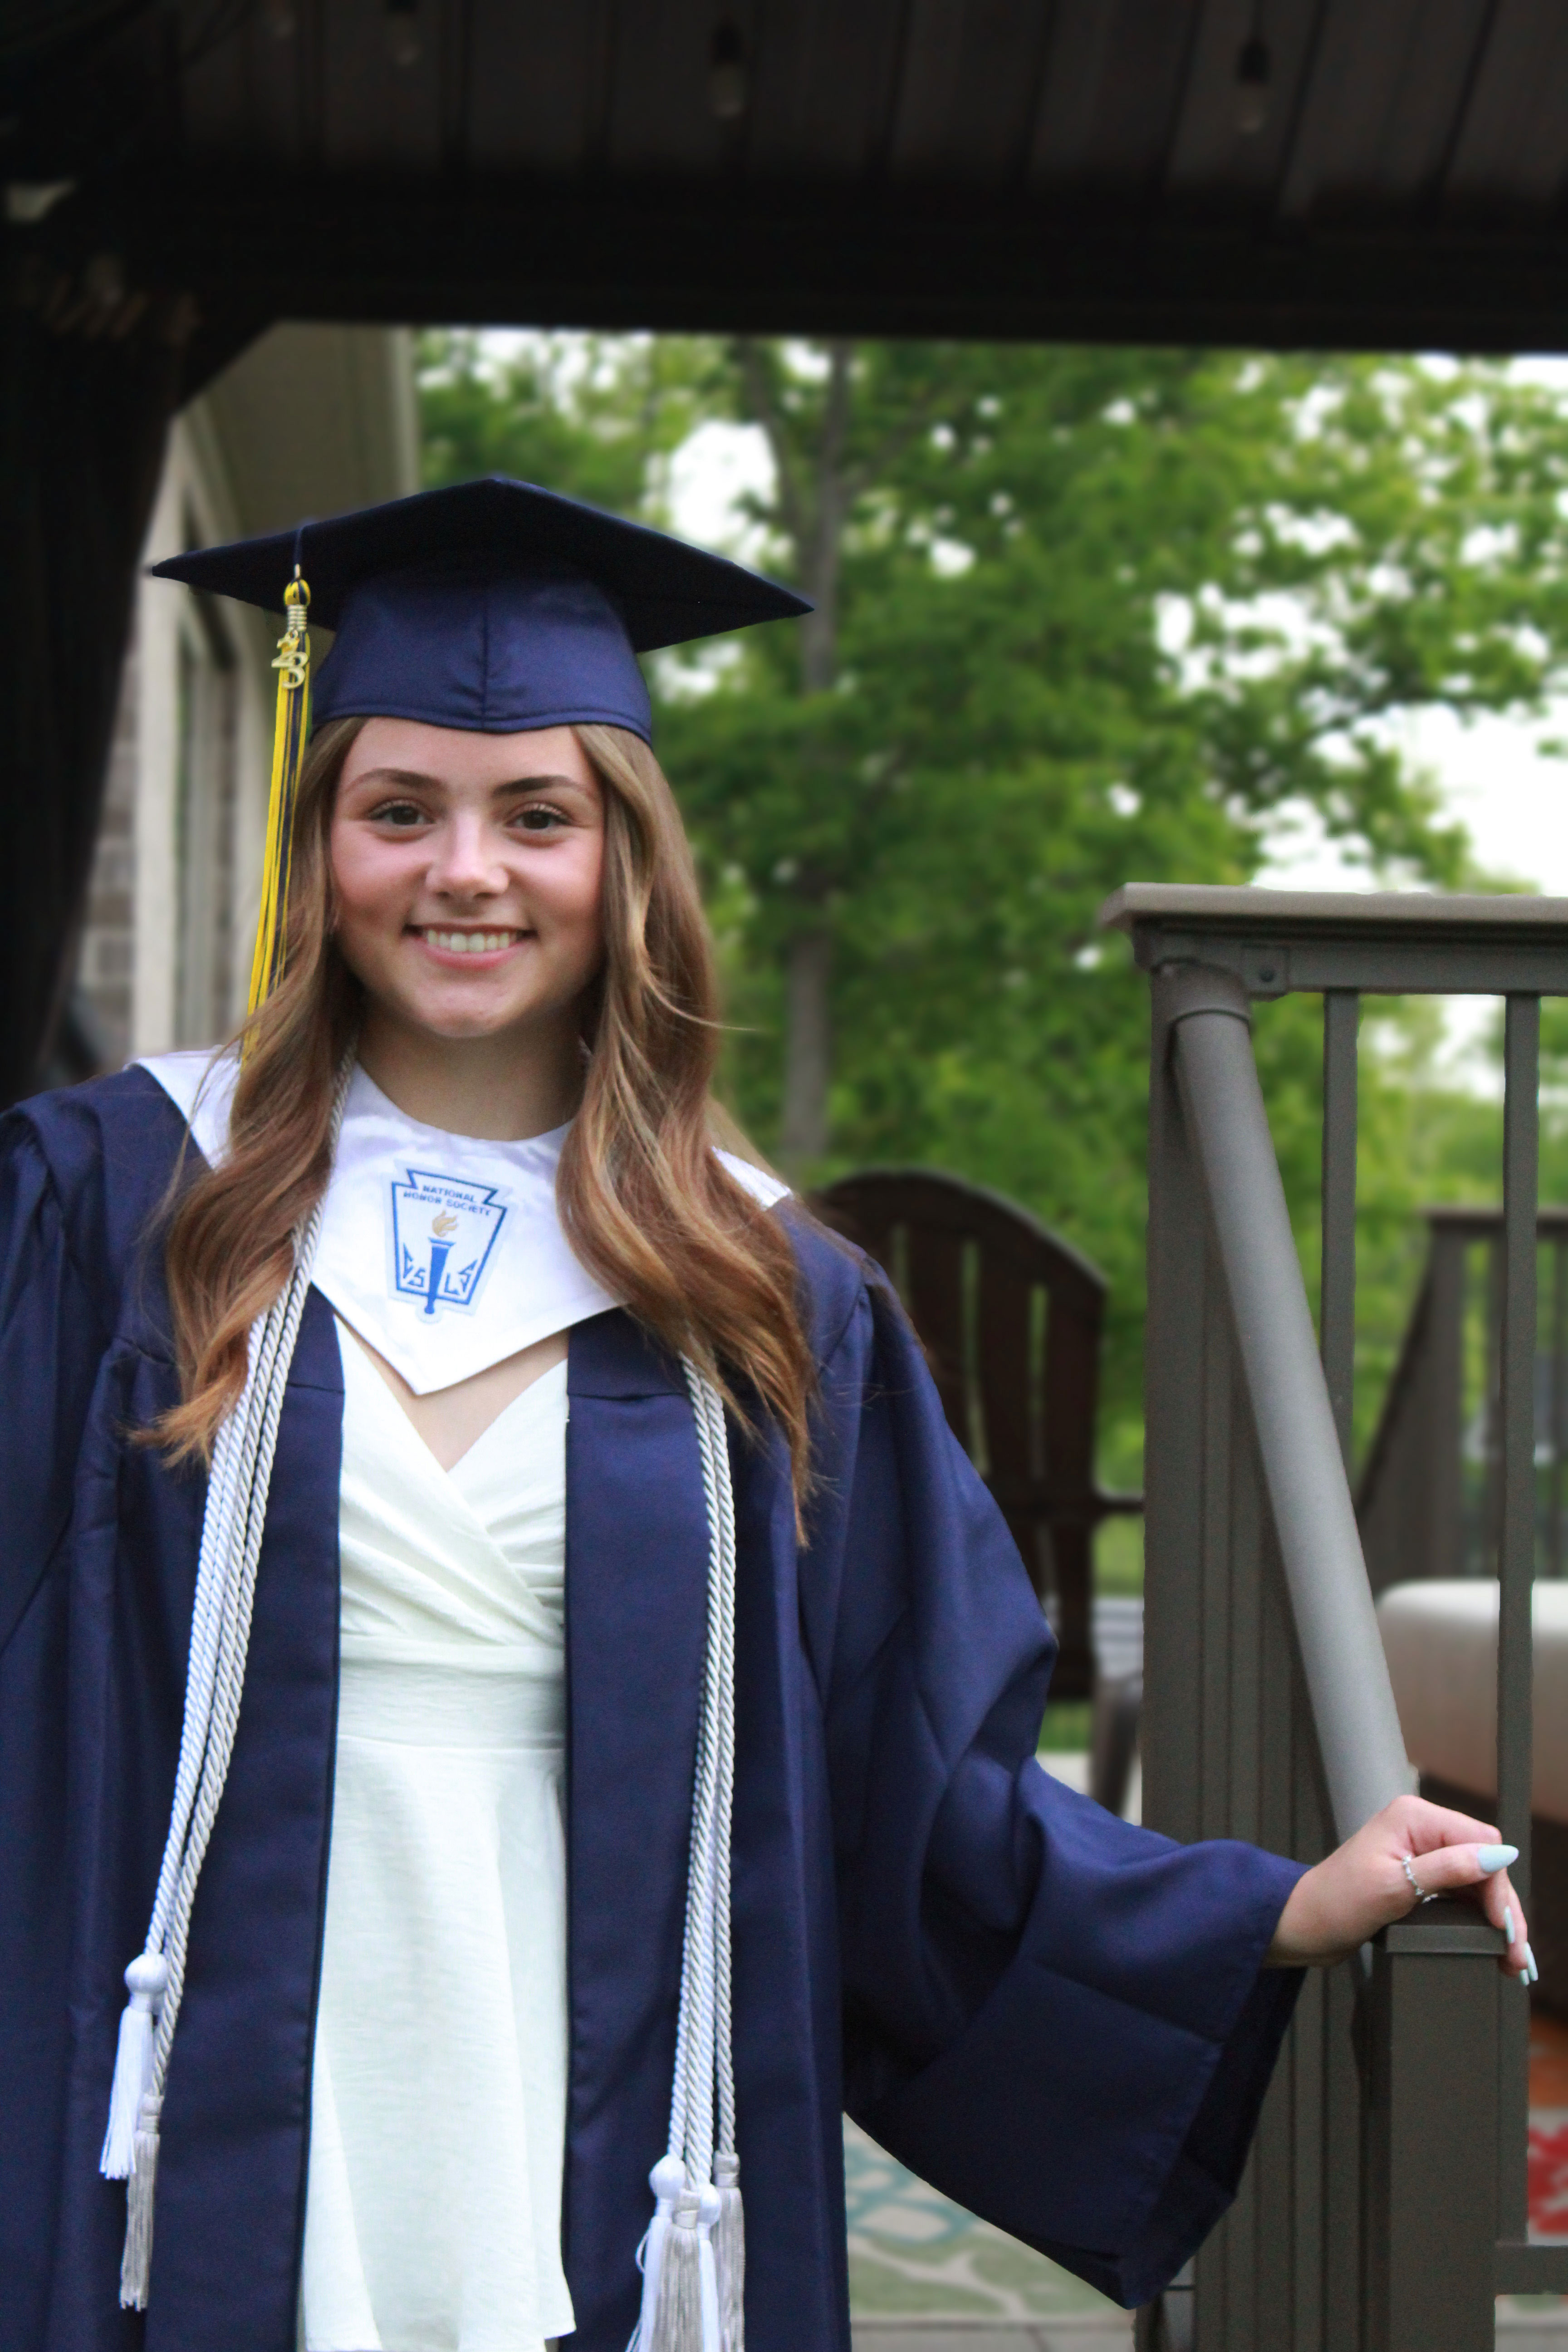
[328,718,607,1054]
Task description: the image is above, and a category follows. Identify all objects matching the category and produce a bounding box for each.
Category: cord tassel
[636,2153,688,2352]
[119,2092,162,2310]
[713,2151,744,2352]
[99,1953,167,2179]
[648,2194,703,2352]
[697,2186,722,2352]
[646,2188,721,2352]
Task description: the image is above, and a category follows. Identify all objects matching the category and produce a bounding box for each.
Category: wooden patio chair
[813,1168,1142,1706]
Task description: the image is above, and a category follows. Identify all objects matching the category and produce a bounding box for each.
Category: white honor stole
[138,1048,787,1392]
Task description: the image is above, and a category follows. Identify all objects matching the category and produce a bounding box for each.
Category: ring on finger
[1401,1853,1439,1906]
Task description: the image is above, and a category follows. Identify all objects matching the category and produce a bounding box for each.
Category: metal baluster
[1489,1235,1505,1578]
[1321,991,1358,1472]
[1552,1235,1566,1581]
[1498,994,1539,2245]
[1430,1230,1465,1582]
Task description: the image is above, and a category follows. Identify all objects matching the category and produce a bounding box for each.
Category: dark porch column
[0,251,188,1102]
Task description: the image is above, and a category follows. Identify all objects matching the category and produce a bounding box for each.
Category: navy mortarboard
[149,473,809,742]
[149,476,810,1011]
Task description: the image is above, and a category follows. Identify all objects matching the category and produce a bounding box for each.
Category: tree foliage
[417,332,1568,1480]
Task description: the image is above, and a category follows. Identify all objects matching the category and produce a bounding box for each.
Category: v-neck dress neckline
[299,1323,575,2352]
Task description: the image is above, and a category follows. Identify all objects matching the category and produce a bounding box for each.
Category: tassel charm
[713,2151,744,2352]
[100,1952,167,2179]
[118,2091,162,2310]
[247,568,312,1024]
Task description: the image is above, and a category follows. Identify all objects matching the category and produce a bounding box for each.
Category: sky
[1261,702,1568,896]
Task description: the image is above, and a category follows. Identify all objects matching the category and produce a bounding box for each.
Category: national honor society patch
[388,1169,510,1317]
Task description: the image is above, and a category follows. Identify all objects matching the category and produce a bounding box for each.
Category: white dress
[299,1322,576,2352]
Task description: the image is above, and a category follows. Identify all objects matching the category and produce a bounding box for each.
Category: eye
[368,799,430,828]
[513,802,569,834]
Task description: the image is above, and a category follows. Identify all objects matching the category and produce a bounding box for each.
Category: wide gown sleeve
[809,1273,1307,2312]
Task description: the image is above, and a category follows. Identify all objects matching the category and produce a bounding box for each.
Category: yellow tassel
[246,573,312,1027]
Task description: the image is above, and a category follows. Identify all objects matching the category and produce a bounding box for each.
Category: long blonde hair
[153,717,816,1509]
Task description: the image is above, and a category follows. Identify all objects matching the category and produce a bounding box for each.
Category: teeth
[422,930,517,954]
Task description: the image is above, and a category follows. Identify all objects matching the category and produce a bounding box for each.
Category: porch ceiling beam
[30,172,1568,363]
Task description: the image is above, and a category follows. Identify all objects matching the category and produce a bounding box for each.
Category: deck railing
[1099,885,1568,2352]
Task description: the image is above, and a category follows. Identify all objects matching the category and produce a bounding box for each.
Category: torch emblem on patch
[387,1169,509,1318]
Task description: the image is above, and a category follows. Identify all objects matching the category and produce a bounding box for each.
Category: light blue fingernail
[1520,1967,1532,1986]
[1477,1844,1519,1873]
[1527,1943,1540,1986]
[1505,1906,1516,1943]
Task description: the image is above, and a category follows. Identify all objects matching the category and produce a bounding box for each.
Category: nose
[425,808,509,902]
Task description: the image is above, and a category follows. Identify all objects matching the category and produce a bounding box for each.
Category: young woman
[0,479,1529,2352]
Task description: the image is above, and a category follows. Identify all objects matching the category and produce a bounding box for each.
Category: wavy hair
[153,717,816,1513]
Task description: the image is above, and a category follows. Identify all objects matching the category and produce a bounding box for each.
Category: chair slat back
[815,1167,1127,1700]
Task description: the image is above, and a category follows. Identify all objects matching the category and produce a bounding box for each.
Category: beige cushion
[1377,1579,1568,1826]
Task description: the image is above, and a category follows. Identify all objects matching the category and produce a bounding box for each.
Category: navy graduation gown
[0,1070,1305,2352]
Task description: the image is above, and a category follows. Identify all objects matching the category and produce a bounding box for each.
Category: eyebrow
[348,767,589,796]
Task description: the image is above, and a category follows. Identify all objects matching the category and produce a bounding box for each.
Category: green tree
[655,347,1568,1432]
[417,334,1568,1465]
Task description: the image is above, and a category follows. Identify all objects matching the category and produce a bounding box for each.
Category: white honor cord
[670,1367,738,2187]
[632,1367,742,2352]
[102,1068,351,2311]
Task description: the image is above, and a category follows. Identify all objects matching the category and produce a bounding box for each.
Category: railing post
[1497,995,1539,2246]
[1362,1907,1501,2352]
[1140,964,1212,1851]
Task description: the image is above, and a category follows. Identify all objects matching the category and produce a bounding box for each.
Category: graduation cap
[148,477,810,1018]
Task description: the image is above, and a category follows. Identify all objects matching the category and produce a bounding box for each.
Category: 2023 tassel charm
[247,568,311,1025]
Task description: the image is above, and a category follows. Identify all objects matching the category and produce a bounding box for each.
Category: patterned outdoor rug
[1532,2014,1568,2242]
[844,2122,1122,2324]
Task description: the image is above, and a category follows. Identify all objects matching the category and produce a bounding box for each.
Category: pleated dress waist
[336,1642,565,1747]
